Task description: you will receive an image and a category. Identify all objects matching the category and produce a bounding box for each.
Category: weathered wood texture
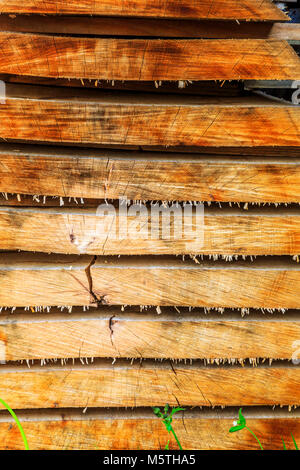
[1,255,300,308]
[0,1,287,20]
[1,34,299,80]
[1,146,300,202]
[1,86,300,147]
[0,313,299,360]
[0,255,91,307]
[2,207,300,256]
[89,259,300,309]
[0,365,298,409]
[0,416,299,450]
[0,16,297,38]
[0,2,298,453]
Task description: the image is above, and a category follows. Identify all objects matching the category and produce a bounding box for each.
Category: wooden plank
[0,85,299,147]
[0,413,299,450]
[1,34,299,80]
[0,1,288,20]
[1,146,300,202]
[0,365,298,409]
[0,254,91,307]
[2,207,300,256]
[269,23,300,41]
[0,16,297,39]
[1,254,300,308]
[90,258,300,309]
[0,312,299,360]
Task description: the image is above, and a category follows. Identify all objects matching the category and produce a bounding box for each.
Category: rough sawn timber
[1,146,300,202]
[0,0,288,20]
[1,255,300,308]
[1,206,300,256]
[0,34,299,80]
[0,364,298,409]
[0,86,299,147]
[0,312,298,360]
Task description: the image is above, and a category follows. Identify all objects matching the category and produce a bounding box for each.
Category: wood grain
[2,207,300,256]
[1,146,300,202]
[0,313,299,360]
[0,15,297,39]
[0,85,299,147]
[1,255,300,308]
[1,34,299,80]
[90,258,300,309]
[0,254,91,307]
[0,1,288,20]
[0,415,299,450]
[0,365,298,409]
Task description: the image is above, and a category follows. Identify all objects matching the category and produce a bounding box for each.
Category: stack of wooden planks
[0,0,299,450]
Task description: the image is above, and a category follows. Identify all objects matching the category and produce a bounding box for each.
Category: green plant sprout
[0,398,29,450]
[291,433,299,450]
[282,433,299,450]
[230,408,299,450]
[229,408,264,450]
[153,404,185,450]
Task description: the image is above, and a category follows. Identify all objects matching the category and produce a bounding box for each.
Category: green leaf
[152,407,161,417]
[229,425,245,433]
[229,408,246,433]
[170,407,185,417]
[0,398,29,450]
[238,408,246,426]
[291,433,299,450]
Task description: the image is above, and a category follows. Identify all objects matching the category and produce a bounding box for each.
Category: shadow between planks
[0,16,298,39]
[0,16,298,40]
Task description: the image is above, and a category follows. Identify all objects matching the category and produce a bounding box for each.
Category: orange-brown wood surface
[0,365,298,409]
[0,415,299,450]
[1,34,299,80]
[1,86,300,147]
[0,312,298,360]
[1,146,300,202]
[90,258,300,309]
[1,207,300,256]
[0,0,298,453]
[1,255,300,309]
[0,1,288,20]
